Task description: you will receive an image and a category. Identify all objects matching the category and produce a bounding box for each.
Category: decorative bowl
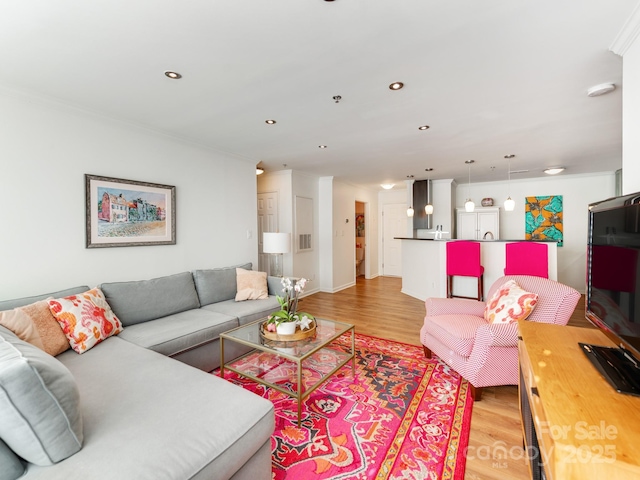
[481,198,494,207]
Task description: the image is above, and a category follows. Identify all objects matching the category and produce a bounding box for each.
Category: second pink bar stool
[504,242,549,278]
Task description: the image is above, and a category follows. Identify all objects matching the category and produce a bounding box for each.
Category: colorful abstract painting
[525,195,563,246]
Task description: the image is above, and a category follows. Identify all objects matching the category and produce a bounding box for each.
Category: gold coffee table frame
[220,317,355,426]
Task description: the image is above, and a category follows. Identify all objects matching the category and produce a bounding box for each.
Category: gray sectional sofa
[0,264,282,480]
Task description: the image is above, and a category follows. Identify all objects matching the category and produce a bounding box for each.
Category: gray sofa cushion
[0,286,90,311]
[118,309,238,356]
[194,263,252,306]
[101,272,200,326]
[267,276,285,296]
[202,296,280,326]
[0,438,24,480]
[0,327,83,466]
[23,337,274,480]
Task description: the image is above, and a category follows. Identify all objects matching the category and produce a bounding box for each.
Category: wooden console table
[518,320,640,479]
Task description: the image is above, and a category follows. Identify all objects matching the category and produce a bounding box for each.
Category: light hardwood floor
[299,275,590,480]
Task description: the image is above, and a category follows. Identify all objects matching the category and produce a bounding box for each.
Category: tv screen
[587,191,640,359]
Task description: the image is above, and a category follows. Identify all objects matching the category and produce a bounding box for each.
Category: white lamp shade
[263,232,291,254]
[406,206,414,217]
[424,204,434,215]
[464,199,475,212]
[504,197,515,211]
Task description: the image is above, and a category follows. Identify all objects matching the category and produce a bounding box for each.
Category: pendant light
[406,174,415,217]
[464,160,475,212]
[424,168,434,215]
[504,154,515,211]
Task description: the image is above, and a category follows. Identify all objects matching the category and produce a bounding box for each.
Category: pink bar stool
[446,241,484,301]
[504,242,548,278]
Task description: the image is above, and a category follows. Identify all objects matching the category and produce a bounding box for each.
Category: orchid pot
[265,277,315,334]
[275,322,297,335]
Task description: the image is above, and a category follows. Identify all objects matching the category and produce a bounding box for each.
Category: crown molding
[610,3,640,56]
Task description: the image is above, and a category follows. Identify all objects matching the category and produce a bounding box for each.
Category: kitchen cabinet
[456,207,499,240]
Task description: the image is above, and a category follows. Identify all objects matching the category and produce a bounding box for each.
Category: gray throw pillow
[0,438,24,480]
[0,329,83,465]
[193,263,252,306]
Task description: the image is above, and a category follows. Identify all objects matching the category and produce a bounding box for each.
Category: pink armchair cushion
[425,297,486,318]
[423,314,487,357]
[484,279,539,324]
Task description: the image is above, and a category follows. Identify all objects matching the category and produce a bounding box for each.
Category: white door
[257,192,278,272]
[382,203,405,276]
[457,211,478,239]
[478,211,499,240]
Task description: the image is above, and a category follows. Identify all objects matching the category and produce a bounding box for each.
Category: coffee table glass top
[220,317,353,360]
[220,317,355,426]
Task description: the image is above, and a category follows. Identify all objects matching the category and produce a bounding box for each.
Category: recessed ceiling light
[265,119,276,125]
[587,83,616,97]
[164,71,182,79]
[381,184,395,190]
[319,145,327,149]
[544,167,565,175]
[418,125,430,130]
[389,82,404,90]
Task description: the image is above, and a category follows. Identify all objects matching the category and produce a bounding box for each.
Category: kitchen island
[396,238,557,301]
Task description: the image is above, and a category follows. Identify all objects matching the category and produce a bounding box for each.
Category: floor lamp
[263,232,290,277]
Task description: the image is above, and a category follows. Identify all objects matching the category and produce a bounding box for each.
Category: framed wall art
[525,195,563,246]
[85,174,176,248]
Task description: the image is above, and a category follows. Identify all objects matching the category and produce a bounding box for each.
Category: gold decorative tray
[260,319,317,341]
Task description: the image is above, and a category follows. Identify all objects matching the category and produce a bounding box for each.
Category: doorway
[355,201,365,277]
[257,192,278,273]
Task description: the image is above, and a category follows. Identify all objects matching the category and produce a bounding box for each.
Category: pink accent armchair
[420,275,580,400]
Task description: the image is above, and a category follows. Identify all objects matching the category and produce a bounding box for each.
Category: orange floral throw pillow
[484,279,539,324]
[48,288,123,354]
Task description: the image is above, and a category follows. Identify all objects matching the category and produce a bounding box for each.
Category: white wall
[0,91,258,300]
[454,172,616,292]
[622,26,640,194]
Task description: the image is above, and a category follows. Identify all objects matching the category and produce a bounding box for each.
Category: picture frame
[85,174,176,248]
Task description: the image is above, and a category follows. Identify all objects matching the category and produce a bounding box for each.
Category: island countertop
[394,237,558,242]
[396,238,557,301]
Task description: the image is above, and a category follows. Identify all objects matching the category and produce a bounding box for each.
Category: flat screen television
[584,191,640,396]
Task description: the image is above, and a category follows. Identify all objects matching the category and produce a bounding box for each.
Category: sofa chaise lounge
[0,263,280,480]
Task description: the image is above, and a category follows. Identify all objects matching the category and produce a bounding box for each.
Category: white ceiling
[1,0,637,189]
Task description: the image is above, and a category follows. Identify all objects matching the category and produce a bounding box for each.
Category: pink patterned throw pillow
[484,279,539,324]
[48,288,123,353]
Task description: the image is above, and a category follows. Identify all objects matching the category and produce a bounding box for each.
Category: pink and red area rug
[217,334,473,479]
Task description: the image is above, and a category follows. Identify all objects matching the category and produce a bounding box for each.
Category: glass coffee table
[220,318,355,426]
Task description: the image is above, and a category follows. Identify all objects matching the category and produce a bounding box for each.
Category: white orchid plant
[266,277,315,332]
